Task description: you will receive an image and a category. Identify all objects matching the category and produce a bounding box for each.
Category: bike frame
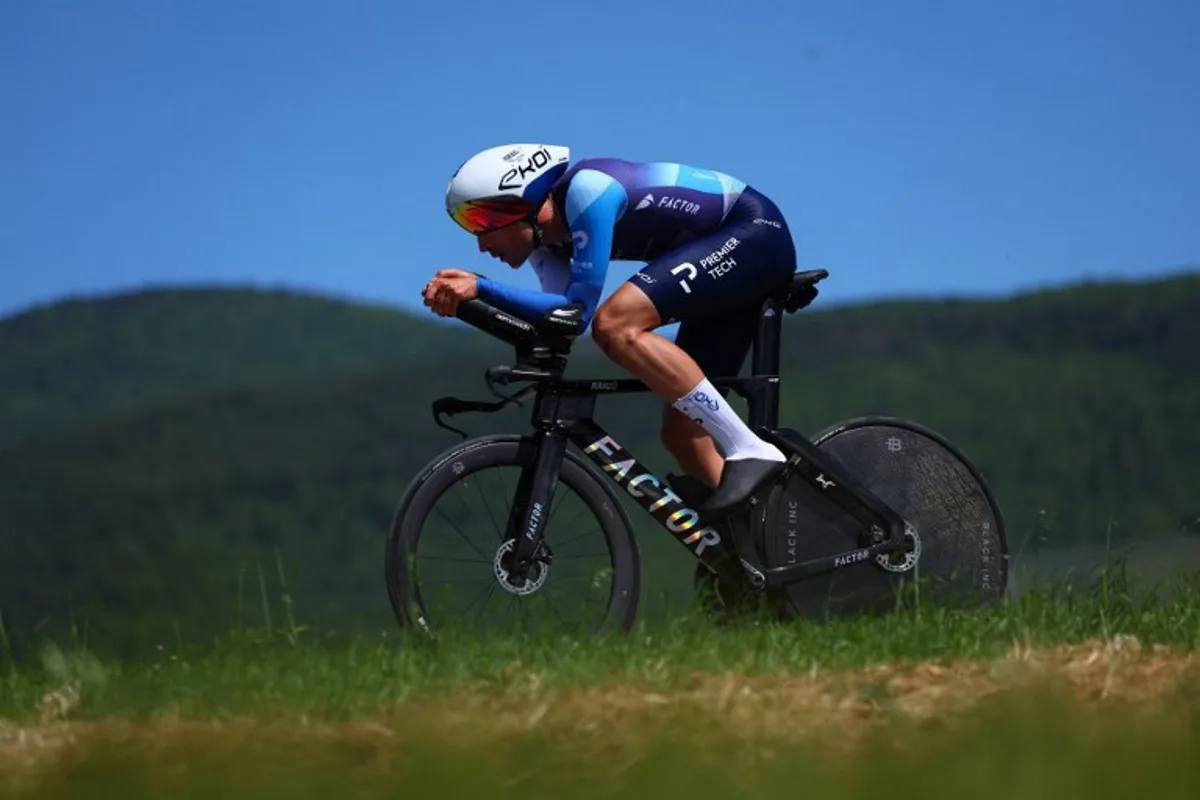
[435,274,912,594]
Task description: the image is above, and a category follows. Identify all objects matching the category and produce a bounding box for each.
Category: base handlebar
[454,297,581,373]
[455,298,539,347]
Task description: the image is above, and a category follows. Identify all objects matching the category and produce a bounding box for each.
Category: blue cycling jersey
[475,158,749,329]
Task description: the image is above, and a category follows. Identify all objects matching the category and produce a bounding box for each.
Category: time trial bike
[384,269,1009,638]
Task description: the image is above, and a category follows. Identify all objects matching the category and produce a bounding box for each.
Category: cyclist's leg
[592,185,796,512]
[660,309,758,487]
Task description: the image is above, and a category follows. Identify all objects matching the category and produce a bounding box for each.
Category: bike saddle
[782,268,829,314]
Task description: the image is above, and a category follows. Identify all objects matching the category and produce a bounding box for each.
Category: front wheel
[385,434,641,639]
[766,416,1009,621]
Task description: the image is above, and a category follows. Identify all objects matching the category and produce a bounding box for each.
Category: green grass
[3,564,1200,797]
[2,564,1198,721]
[12,689,1200,799]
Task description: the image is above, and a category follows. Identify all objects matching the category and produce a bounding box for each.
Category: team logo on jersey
[656,196,699,215]
[635,193,699,214]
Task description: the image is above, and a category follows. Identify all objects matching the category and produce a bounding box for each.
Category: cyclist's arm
[475,169,627,329]
[529,248,571,295]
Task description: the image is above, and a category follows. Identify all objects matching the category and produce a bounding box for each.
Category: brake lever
[431,396,505,439]
[434,414,469,439]
[431,387,538,439]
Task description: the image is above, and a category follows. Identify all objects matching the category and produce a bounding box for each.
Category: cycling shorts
[627,185,797,381]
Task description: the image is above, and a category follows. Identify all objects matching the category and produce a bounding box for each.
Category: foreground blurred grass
[2,564,1199,797]
[9,686,1200,799]
[5,562,1200,722]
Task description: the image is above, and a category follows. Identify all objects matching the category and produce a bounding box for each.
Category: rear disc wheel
[768,417,1009,621]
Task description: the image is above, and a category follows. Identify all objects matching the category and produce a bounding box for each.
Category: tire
[765,416,1009,622]
[385,434,641,639]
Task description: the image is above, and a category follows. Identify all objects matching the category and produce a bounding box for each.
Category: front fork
[505,428,568,576]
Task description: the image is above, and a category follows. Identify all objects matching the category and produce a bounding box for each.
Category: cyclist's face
[477,222,533,268]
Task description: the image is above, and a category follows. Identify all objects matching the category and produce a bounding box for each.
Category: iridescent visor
[449,197,531,234]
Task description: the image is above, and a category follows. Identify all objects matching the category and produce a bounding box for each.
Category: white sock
[671,378,786,463]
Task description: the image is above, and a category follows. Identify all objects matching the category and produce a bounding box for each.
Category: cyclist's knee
[590,307,631,354]
[591,286,658,352]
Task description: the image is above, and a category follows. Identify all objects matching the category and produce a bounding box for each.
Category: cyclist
[424,143,798,514]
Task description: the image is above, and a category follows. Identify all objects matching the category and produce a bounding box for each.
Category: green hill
[776,272,1199,372]
[0,284,506,445]
[2,271,1197,657]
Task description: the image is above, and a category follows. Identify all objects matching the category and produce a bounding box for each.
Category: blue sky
[3,0,1198,321]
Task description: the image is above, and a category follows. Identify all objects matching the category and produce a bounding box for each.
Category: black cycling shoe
[665,472,715,509]
[697,457,785,516]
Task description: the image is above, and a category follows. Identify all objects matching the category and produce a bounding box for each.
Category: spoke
[422,576,497,583]
[430,503,492,562]
[546,484,572,526]
[544,594,568,625]
[470,467,507,543]
[413,461,620,636]
[475,581,500,617]
[548,502,587,533]
[457,581,496,617]
[551,527,604,551]
[497,466,511,524]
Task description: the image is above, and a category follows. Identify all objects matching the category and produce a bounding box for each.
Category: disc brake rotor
[493,539,551,596]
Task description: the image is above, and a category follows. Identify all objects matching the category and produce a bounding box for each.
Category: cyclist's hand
[422,270,478,317]
[432,268,476,280]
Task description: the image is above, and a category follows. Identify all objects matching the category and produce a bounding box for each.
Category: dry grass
[3,634,1196,782]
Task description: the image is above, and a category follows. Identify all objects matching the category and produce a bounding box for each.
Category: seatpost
[748,293,784,430]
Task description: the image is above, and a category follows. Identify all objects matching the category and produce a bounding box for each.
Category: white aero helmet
[446,143,570,236]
